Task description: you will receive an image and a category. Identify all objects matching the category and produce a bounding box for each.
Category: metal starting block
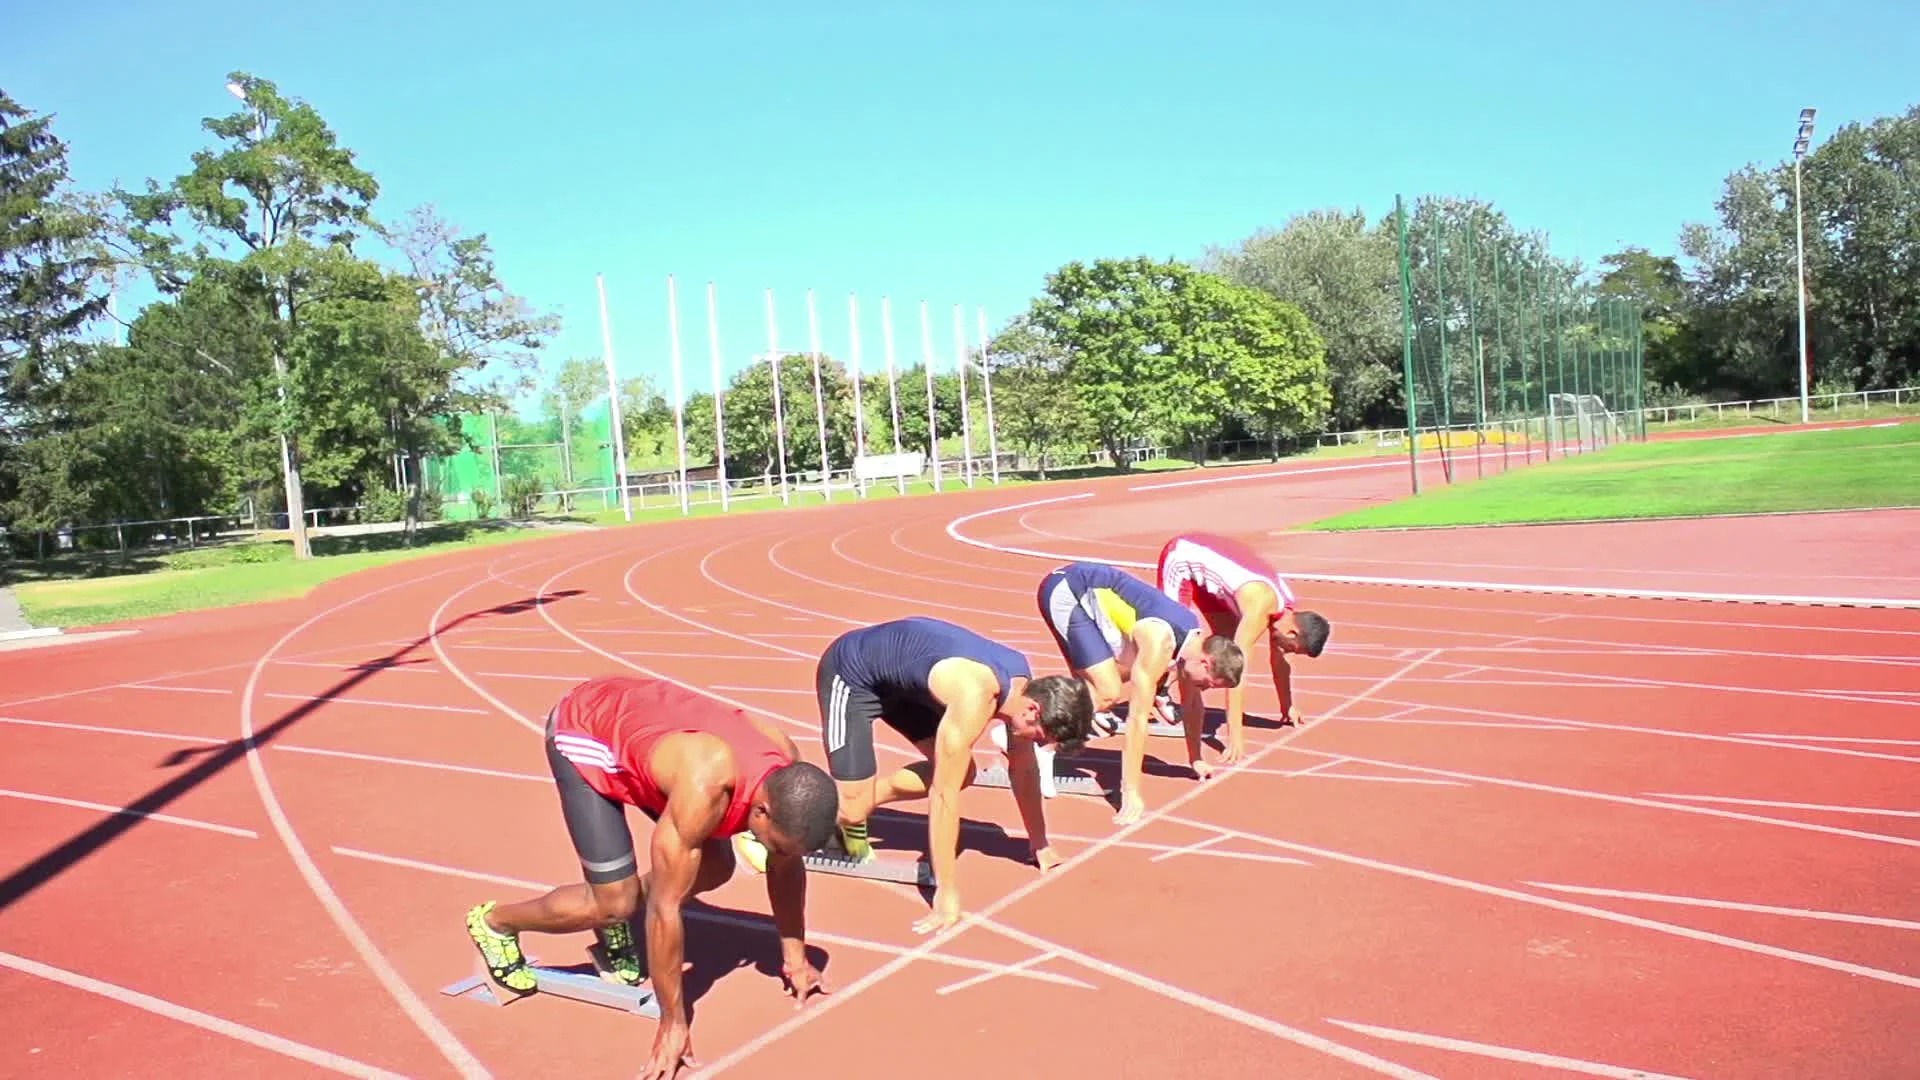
[802,850,935,886]
[973,763,1111,796]
[441,956,660,1017]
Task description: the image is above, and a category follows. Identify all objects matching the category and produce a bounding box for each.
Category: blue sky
[8,0,1915,415]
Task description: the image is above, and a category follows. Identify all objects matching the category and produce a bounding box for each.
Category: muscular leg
[870,735,979,806]
[1077,658,1126,713]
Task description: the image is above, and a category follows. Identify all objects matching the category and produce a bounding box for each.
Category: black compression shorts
[815,640,941,782]
[545,708,651,884]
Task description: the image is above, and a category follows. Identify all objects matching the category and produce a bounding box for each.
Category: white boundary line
[1127,458,1405,492]
[238,557,507,1080]
[1322,1018,1694,1080]
[0,949,409,1078]
[0,787,258,839]
[978,915,1435,1078]
[1522,882,1920,932]
[1160,814,1920,991]
[942,493,1920,609]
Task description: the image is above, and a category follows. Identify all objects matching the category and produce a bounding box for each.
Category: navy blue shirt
[1057,561,1201,640]
[831,616,1031,711]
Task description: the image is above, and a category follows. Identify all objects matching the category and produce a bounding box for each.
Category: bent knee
[588,877,641,922]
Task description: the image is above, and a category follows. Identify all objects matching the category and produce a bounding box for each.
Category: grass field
[9,522,555,628]
[1302,421,1920,531]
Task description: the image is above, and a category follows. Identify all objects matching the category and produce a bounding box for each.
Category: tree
[386,204,560,524]
[120,71,382,558]
[0,90,109,401]
[1220,290,1332,459]
[1202,209,1400,429]
[984,316,1089,477]
[1,89,111,527]
[1025,257,1187,470]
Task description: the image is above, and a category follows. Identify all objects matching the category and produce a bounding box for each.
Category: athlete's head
[1001,675,1095,755]
[1275,611,1331,658]
[1178,634,1245,690]
[750,761,839,855]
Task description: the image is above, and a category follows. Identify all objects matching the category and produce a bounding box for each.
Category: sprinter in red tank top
[1157,532,1332,770]
[464,676,839,1080]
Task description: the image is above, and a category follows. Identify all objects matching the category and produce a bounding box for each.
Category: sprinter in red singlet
[1157,532,1331,769]
[465,675,838,1080]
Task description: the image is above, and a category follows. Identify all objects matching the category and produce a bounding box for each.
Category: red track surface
[3,448,1918,1079]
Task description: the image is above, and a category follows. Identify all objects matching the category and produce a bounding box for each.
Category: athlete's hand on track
[1031,845,1064,873]
[1113,789,1146,825]
[781,958,829,1009]
[913,886,963,934]
[1219,736,1246,764]
[640,1020,695,1080]
[1190,758,1216,781]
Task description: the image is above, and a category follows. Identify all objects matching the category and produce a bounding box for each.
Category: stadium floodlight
[1792,107,1816,425]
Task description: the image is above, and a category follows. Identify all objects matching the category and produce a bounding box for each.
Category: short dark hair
[1293,611,1331,658]
[762,761,839,851]
[1202,635,1245,687]
[1026,675,1094,755]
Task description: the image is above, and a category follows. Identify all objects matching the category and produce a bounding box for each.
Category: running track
[2,442,1917,1079]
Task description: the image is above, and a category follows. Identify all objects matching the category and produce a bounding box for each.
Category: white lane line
[0,950,408,1078]
[1523,882,1920,932]
[0,787,256,839]
[1323,1018,1694,1079]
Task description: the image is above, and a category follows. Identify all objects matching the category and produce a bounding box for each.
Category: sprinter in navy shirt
[814,616,1092,934]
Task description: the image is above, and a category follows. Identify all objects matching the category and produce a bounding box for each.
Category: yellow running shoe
[734,832,770,874]
[466,902,537,995]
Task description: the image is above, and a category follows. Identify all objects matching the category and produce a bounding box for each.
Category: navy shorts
[1037,569,1125,672]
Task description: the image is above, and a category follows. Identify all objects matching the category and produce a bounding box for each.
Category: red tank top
[549,676,792,837]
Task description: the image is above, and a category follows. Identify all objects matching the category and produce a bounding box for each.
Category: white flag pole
[848,292,869,499]
[951,303,975,488]
[764,288,791,505]
[805,288,833,501]
[882,296,906,494]
[919,300,942,492]
[595,273,632,521]
[977,306,1001,484]
[666,275,690,515]
[707,282,730,511]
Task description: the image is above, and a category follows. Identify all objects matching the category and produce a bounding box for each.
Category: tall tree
[1,89,111,528]
[984,315,1089,477]
[1025,257,1186,469]
[1202,209,1400,429]
[120,71,380,558]
[0,90,109,399]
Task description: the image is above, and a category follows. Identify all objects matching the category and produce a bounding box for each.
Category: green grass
[1300,421,1920,531]
[10,522,555,628]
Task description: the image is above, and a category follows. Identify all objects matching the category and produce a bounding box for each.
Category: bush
[503,473,545,520]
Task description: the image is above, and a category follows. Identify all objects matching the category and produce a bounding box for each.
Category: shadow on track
[0,590,585,912]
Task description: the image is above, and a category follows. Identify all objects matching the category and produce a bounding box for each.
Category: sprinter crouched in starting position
[1038,560,1244,824]
[465,675,839,1080]
[1158,531,1332,762]
[807,616,1093,934]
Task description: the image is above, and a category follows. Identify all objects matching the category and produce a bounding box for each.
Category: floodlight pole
[1792,107,1816,426]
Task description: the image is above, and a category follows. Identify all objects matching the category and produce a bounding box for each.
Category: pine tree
[0,89,108,403]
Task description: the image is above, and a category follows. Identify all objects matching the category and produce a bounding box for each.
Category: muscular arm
[1001,708,1051,855]
[925,663,996,894]
[742,712,810,968]
[644,756,730,1031]
[1119,624,1175,799]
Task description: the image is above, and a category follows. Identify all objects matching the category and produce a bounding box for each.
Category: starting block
[441,956,660,1017]
[802,850,936,887]
[973,763,1111,797]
